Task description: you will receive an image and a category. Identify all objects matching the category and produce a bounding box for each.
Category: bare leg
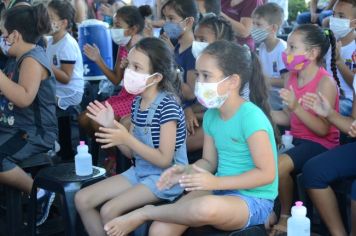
[104,192,250,236]
[351,200,356,236]
[0,166,33,193]
[270,154,294,235]
[100,184,159,224]
[149,191,208,236]
[308,187,347,236]
[74,174,132,236]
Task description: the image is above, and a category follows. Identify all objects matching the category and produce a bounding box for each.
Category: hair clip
[324,29,330,36]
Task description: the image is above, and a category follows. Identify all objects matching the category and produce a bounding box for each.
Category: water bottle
[75,141,93,176]
[287,201,310,236]
[279,130,295,154]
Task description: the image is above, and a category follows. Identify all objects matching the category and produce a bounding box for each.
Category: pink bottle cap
[285,130,291,135]
[80,141,85,146]
[295,201,303,207]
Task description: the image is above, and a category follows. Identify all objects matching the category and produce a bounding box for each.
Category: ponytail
[325,29,343,95]
[250,51,280,143]
[138,5,152,18]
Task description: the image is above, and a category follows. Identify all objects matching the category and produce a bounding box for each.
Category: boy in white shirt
[252,2,288,110]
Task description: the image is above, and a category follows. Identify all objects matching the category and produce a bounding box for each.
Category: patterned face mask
[251,26,270,44]
[282,52,311,72]
[194,76,230,109]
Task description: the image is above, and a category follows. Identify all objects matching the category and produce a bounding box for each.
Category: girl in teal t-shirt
[102,40,278,236]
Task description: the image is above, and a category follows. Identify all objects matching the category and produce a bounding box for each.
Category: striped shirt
[131,94,186,150]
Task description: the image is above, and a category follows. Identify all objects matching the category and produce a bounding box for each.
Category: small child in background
[187,14,236,152]
[47,0,84,112]
[160,0,201,144]
[79,6,150,174]
[326,0,356,116]
[252,2,288,111]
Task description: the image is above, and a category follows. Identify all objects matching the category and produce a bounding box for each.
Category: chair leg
[6,186,23,236]
[61,185,80,236]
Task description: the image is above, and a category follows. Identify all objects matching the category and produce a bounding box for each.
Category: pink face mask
[124,68,157,95]
[282,52,311,72]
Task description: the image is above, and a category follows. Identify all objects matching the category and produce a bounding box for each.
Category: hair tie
[324,29,330,36]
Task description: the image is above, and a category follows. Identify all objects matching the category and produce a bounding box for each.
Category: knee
[75,190,90,212]
[149,222,175,236]
[278,155,293,178]
[302,159,329,189]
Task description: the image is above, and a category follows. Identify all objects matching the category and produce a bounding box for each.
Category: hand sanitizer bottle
[75,141,93,176]
[287,201,310,236]
[279,130,295,154]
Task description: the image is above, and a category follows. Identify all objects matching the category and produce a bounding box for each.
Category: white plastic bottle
[287,201,310,236]
[75,141,93,176]
[279,130,295,154]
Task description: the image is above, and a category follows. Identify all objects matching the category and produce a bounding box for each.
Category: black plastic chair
[184,224,267,236]
[29,163,106,236]
[4,151,60,236]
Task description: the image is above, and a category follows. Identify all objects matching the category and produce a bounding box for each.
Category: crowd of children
[0,0,354,235]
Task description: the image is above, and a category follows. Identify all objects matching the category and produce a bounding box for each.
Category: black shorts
[284,138,328,173]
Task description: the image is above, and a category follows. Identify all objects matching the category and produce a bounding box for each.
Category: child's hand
[119,58,129,69]
[302,92,332,118]
[349,120,356,137]
[99,3,112,16]
[83,44,101,62]
[280,85,299,111]
[157,164,188,190]
[159,32,174,50]
[143,20,153,38]
[86,101,115,128]
[184,107,199,135]
[95,120,129,148]
[179,165,218,191]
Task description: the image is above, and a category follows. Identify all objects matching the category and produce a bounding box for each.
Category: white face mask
[50,21,61,35]
[0,36,12,56]
[329,16,354,39]
[192,41,209,59]
[110,28,131,46]
[194,76,230,109]
[124,68,157,95]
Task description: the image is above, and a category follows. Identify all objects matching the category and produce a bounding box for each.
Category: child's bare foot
[104,205,154,236]
[269,214,289,236]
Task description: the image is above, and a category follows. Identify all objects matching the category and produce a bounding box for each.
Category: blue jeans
[296,9,333,25]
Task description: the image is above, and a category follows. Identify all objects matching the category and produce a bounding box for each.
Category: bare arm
[0,57,47,108]
[327,92,356,133]
[270,72,288,88]
[221,12,253,38]
[336,60,354,88]
[272,110,290,126]
[74,0,87,23]
[215,131,276,190]
[52,63,74,84]
[193,133,218,173]
[294,77,337,136]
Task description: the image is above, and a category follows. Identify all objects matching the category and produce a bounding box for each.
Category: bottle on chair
[75,141,93,176]
[279,130,295,154]
[287,201,310,236]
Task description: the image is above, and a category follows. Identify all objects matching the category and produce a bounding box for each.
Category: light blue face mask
[163,20,185,40]
[0,37,12,56]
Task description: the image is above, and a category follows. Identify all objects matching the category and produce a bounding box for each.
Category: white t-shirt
[268,0,288,21]
[325,40,356,100]
[46,33,84,95]
[259,39,287,91]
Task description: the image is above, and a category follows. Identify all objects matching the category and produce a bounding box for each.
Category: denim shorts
[213,190,274,229]
[121,166,184,202]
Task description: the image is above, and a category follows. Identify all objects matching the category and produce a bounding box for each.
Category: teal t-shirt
[203,102,278,200]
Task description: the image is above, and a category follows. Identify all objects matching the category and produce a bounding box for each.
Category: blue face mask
[163,21,185,40]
